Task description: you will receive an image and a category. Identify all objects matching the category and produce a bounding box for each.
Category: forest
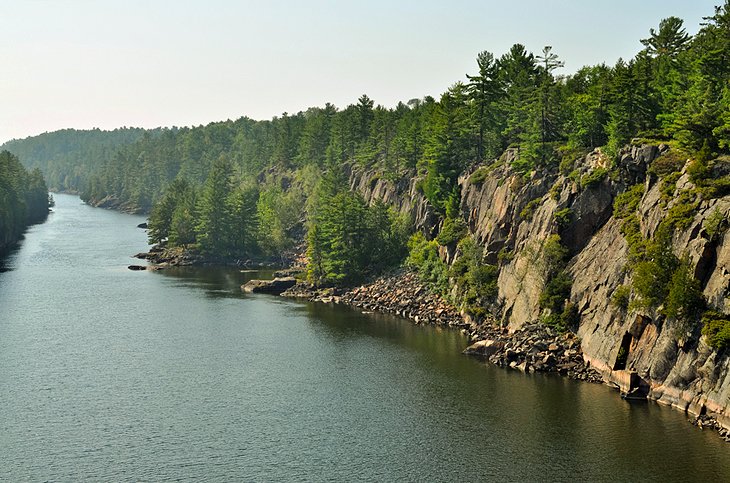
[3,3,729,292]
[0,151,51,252]
[2,127,155,194]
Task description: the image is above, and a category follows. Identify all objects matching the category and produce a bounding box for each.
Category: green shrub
[704,209,728,241]
[649,150,688,177]
[631,227,678,309]
[406,232,449,295]
[663,258,704,323]
[659,171,681,202]
[549,181,562,200]
[688,156,730,199]
[451,236,499,315]
[567,169,581,184]
[498,247,514,262]
[543,234,569,278]
[557,145,588,166]
[469,167,491,185]
[702,176,730,198]
[580,168,608,189]
[611,284,631,310]
[539,271,573,313]
[559,158,574,176]
[436,216,468,246]
[414,179,425,194]
[560,301,580,330]
[620,215,646,263]
[663,190,698,231]
[613,184,644,219]
[702,311,730,350]
[554,208,573,228]
[520,197,543,221]
[687,158,710,183]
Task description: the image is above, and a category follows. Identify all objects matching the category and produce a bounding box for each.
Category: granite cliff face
[350,145,730,427]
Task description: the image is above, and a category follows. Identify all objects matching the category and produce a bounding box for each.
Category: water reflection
[3,194,729,482]
[299,301,468,358]
[154,267,276,299]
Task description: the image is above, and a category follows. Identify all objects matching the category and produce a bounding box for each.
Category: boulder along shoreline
[130,244,730,442]
[282,268,603,383]
[281,268,730,442]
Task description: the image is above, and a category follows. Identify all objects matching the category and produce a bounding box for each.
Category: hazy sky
[0,0,721,144]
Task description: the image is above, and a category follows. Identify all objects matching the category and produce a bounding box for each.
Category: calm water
[1,193,728,482]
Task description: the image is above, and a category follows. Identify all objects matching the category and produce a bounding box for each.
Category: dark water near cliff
[0,193,728,481]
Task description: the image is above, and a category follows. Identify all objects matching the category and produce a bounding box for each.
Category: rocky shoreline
[281,269,730,441]
[132,243,285,270]
[131,249,729,441]
[282,269,603,384]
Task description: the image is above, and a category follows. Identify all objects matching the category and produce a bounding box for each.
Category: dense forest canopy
[0,151,51,252]
[1,127,155,194]
[3,2,729,289]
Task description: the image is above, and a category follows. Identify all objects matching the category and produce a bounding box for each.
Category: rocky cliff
[350,145,730,428]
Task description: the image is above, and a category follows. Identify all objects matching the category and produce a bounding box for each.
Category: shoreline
[281,268,730,442]
[132,245,730,442]
[132,243,288,270]
[282,269,603,383]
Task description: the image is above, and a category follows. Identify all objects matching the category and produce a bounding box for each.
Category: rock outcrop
[347,144,730,432]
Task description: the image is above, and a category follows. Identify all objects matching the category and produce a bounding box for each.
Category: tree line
[3,3,729,287]
[0,151,51,252]
[1,127,152,194]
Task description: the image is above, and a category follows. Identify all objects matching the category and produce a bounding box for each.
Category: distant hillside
[1,127,158,194]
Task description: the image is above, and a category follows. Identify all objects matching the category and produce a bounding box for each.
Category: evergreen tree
[195,157,235,256]
[228,183,260,257]
[466,51,504,162]
[169,187,198,246]
[422,83,471,213]
[498,44,538,148]
[641,16,691,58]
[534,46,565,165]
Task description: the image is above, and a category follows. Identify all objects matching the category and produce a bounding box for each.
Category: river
[0,193,728,481]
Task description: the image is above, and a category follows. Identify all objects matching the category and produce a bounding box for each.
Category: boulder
[242,277,296,295]
[463,339,505,358]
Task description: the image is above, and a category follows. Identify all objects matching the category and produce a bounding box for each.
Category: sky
[0,0,722,144]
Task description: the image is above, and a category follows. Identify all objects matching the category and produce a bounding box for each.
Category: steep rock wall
[348,146,730,425]
[572,175,730,425]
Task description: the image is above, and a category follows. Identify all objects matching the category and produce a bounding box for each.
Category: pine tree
[466,51,504,162]
[641,16,691,58]
[195,157,234,256]
[498,44,538,148]
[534,46,565,165]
